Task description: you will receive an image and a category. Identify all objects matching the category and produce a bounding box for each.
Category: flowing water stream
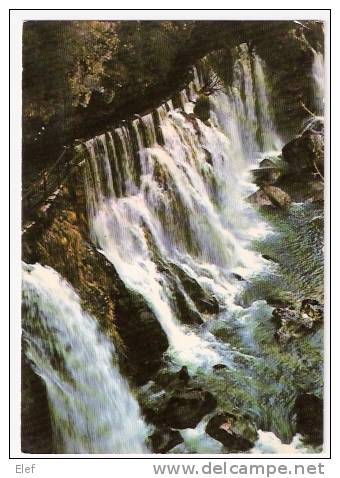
[311,48,325,115]
[22,46,323,454]
[81,51,280,371]
[22,262,149,454]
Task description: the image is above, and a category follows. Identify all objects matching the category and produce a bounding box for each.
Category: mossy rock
[206,412,258,451]
[194,94,211,122]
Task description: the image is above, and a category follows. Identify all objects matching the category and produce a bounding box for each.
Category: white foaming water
[231,44,258,157]
[251,431,318,454]
[253,53,283,151]
[22,262,148,454]
[81,54,281,370]
[171,425,318,455]
[180,416,224,454]
[311,49,324,115]
[210,46,282,162]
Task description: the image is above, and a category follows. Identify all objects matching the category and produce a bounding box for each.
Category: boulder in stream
[232,273,246,282]
[300,298,323,322]
[116,291,169,383]
[161,388,217,429]
[247,189,273,207]
[247,186,291,208]
[262,186,292,207]
[149,428,184,453]
[155,366,191,389]
[213,363,228,371]
[282,129,324,176]
[272,299,323,344]
[293,393,323,446]
[206,413,258,451]
[251,168,282,185]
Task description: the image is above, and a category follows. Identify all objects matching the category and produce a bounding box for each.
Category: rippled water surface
[243,202,324,308]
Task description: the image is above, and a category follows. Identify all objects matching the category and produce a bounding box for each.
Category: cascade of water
[22,262,148,454]
[235,45,259,156]
[252,53,283,152]
[210,45,282,162]
[141,113,158,147]
[192,66,201,91]
[311,49,324,115]
[167,99,174,111]
[179,89,192,113]
[81,57,277,369]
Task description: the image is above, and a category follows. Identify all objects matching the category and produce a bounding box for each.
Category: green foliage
[22,21,198,148]
[22,20,323,152]
[23,21,117,124]
[205,49,234,87]
[100,21,196,108]
[23,21,195,125]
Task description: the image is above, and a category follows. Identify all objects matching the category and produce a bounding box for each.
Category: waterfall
[210,45,282,160]
[225,44,258,157]
[311,49,324,115]
[80,54,281,370]
[299,49,324,136]
[22,262,148,454]
[252,53,283,152]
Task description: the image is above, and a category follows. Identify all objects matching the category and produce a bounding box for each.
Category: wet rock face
[172,287,203,325]
[282,130,324,176]
[293,394,323,445]
[247,186,291,208]
[272,299,323,344]
[247,189,274,207]
[301,299,323,321]
[155,259,219,326]
[171,264,219,315]
[21,356,53,454]
[142,366,222,434]
[149,428,183,453]
[213,363,228,371]
[155,366,191,390]
[251,168,282,186]
[251,157,289,186]
[160,389,217,429]
[144,381,218,430]
[193,94,211,122]
[143,228,219,326]
[262,254,278,263]
[115,291,169,384]
[232,273,245,282]
[262,186,292,208]
[206,413,258,451]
